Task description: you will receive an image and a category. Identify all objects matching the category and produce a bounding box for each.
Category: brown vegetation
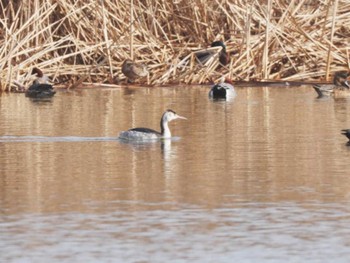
[1,0,350,92]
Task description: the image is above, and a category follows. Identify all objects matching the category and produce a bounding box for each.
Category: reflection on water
[2,203,350,263]
[1,87,350,262]
[0,135,119,142]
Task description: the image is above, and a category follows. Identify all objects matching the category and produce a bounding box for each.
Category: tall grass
[1,0,350,91]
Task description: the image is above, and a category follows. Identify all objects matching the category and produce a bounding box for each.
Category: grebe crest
[119,109,187,141]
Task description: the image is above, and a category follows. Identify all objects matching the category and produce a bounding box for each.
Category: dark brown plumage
[121,59,148,83]
[341,129,350,141]
[196,41,230,66]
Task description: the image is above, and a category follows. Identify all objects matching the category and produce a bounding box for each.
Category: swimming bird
[341,129,350,142]
[121,59,148,83]
[25,67,56,98]
[313,71,350,98]
[119,109,186,140]
[196,41,230,66]
[209,78,236,100]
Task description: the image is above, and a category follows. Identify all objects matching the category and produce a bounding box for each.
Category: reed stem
[0,0,349,92]
[130,0,134,61]
[326,0,339,81]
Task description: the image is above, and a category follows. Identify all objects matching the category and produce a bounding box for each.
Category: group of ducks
[24,41,230,98]
[119,70,350,142]
[21,41,350,143]
[121,40,230,83]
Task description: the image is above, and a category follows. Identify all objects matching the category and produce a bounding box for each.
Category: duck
[25,67,56,98]
[211,41,230,66]
[196,41,230,66]
[209,78,236,100]
[313,71,350,98]
[119,109,187,141]
[341,129,350,142]
[121,59,148,83]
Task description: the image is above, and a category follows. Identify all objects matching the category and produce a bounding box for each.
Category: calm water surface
[1,86,350,262]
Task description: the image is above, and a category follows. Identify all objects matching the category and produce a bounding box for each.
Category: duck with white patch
[25,67,56,98]
[209,78,236,100]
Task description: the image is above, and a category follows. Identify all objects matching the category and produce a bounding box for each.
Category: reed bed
[1,0,350,92]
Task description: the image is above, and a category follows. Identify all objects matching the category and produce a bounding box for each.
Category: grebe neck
[160,118,171,138]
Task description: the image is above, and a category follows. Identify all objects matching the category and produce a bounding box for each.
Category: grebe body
[119,110,186,141]
[209,79,236,100]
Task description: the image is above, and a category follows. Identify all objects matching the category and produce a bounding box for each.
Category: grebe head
[162,109,187,123]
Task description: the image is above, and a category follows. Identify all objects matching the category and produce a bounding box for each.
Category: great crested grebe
[25,67,56,98]
[119,109,187,140]
[209,78,236,100]
[121,59,148,83]
[313,71,350,98]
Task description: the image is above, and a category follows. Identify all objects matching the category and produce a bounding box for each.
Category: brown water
[1,86,350,262]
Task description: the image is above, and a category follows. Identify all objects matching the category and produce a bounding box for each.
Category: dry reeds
[1,0,350,92]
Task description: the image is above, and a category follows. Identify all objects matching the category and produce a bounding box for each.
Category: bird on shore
[313,71,350,98]
[25,67,56,98]
[196,41,230,66]
[209,78,236,100]
[119,109,187,141]
[121,59,148,83]
[341,129,350,143]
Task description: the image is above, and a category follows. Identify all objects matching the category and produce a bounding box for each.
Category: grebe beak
[176,114,187,120]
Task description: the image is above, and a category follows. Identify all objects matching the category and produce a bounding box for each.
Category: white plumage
[209,79,236,101]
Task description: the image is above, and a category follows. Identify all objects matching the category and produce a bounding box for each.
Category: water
[1,86,350,262]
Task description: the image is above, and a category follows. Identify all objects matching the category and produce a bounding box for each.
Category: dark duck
[341,129,350,143]
[209,78,236,100]
[196,41,230,66]
[25,67,56,98]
